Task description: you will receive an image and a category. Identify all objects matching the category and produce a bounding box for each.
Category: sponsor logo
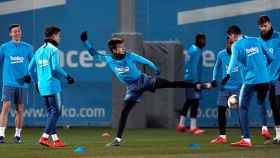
[245,47,259,56]
[38,59,49,67]
[10,56,24,64]
[115,66,130,74]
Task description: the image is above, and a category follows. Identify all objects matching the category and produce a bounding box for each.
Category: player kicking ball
[29,26,75,148]
[80,31,210,146]
[209,36,272,144]
[223,25,273,147]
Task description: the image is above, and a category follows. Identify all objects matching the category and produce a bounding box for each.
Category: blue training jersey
[212,49,242,89]
[83,41,159,85]
[184,44,202,82]
[227,36,274,84]
[0,40,33,88]
[259,31,280,81]
[28,42,68,96]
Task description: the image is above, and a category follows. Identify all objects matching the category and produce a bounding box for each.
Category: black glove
[211,80,217,88]
[221,74,230,85]
[80,31,88,42]
[67,75,75,84]
[35,84,39,93]
[23,75,32,83]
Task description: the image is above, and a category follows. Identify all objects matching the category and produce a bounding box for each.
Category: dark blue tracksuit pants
[43,93,62,135]
[239,83,269,138]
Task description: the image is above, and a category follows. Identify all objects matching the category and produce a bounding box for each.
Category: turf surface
[0,128,279,158]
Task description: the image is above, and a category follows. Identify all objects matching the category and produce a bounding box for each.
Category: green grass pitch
[0,128,279,158]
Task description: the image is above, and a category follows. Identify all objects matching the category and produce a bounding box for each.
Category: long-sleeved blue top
[184,44,202,82]
[83,41,159,85]
[227,36,274,84]
[259,30,280,81]
[0,40,33,88]
[28,42,68,96]
[212,49,242,89]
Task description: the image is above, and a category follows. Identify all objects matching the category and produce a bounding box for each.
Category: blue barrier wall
[0,0,115,126]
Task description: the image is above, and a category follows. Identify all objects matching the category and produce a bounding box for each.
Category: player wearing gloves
[210,37,243,144]
[0,24,33,144]
[80,31,207,146]
[29,26,75,148]
[223,25,273,147]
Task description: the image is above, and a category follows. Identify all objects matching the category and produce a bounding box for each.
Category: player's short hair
[9,24,20,32]
[195,33,206,41]
[258,15,271,25]
[108,37,124,51]
[227,25,242,35]
[45,26,61,38]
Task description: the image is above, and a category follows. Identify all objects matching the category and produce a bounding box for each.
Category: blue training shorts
[124,74,156,102]
[1,86,28,105]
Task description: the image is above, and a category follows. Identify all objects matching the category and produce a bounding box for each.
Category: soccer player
[80,31,205,146]
[258,15,280,144]
[210,37,242,144]
[176,33,206,134]
[28,26,75,148]
[0,24,33,144]
[223,25,273,147]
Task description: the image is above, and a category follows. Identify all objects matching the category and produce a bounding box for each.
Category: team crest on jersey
[10,56,24,64]
[269,48,274,54]
[115,66,130,74]
[38,59,49,67]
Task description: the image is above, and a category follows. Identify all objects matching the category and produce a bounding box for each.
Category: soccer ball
[227,94,239,109]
